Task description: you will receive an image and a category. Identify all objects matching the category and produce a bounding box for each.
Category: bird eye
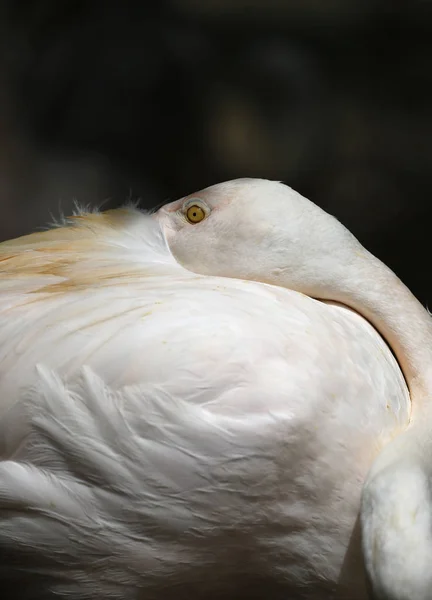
[186,205,206,224]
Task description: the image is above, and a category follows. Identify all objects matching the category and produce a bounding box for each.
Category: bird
[0,177,425,599]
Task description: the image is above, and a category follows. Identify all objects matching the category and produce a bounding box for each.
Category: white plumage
[0,178,425,599]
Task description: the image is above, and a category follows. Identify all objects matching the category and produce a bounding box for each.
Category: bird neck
[334,252,432,416]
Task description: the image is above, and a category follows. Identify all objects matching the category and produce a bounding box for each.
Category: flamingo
[0,178,426,599]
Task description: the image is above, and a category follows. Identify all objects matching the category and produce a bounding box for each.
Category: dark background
[0,1,431,303]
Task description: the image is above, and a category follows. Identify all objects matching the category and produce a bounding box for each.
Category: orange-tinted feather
[0,208,155,293]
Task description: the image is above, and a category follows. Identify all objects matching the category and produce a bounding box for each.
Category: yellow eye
[186,205,206,224]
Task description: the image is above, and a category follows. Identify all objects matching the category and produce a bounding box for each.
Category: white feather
[0,181,416,598]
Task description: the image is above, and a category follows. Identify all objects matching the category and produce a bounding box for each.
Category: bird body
[0,202,411,598]
[1,178,429,599]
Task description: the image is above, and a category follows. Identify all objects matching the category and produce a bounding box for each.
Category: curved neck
[332,252,432,414]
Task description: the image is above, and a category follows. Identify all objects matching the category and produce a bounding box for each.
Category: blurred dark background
[0,0,431,302]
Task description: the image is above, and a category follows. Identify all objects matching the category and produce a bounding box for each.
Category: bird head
[155,178,367,302]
